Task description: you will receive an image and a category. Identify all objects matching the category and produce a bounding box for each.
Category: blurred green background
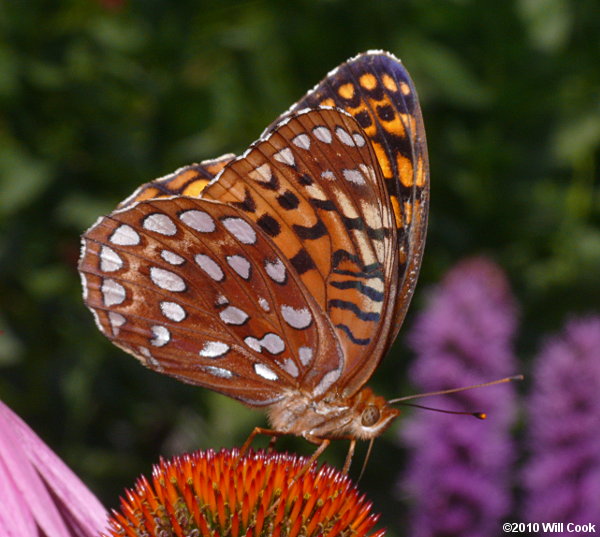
[0,0,598,533]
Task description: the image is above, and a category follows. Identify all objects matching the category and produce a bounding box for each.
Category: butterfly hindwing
[80,195,347,406]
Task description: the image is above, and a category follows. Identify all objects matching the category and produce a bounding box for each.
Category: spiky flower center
[105,448,385,537]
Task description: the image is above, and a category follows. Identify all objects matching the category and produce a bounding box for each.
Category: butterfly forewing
[79,195,343,405]
[118,154,236,210]
[273,51,429,362]
[202,108,398,396]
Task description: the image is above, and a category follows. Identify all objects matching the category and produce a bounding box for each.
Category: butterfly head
[348,387,401,440]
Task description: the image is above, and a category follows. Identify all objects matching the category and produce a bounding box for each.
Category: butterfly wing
[80,52,429,405]
[116,51,428,363]
[80,108,400,402]
[202,108,399,397]
[79,195,342,406]
[272,51,429,359]
[117,154,236,210]
[115,52,428,359]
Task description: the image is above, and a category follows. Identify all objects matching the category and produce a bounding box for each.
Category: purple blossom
[399,257,519,537]
[0,400,108,537]
[523,316,600,526]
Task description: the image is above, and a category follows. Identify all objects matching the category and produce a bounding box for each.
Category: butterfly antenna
[388,375,523,405]
[398,401,487,419]
[357,438,375,483]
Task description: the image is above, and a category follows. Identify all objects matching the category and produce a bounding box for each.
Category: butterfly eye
[361,405,381,427]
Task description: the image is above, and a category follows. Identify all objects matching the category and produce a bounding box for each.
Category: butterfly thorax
[267,386,400,441]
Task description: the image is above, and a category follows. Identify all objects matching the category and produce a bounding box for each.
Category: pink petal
[0,401,108,536]
[0,453,37,537]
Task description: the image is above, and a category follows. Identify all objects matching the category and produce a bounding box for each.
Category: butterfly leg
[240,426,286,456]
[342,437,357,474]
[306,434,355,474]
[300,434,331,471]
[302,434,360,474]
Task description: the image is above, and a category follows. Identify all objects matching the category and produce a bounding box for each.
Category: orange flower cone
[105,448,385,537]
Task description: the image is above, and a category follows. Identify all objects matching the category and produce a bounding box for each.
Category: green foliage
[0,0,598,534]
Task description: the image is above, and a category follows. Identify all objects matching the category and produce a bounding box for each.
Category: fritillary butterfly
[79,51,429,462]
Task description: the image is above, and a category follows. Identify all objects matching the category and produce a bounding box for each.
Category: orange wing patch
[117,154,236,210]
[382,73,398,93]
[397,153,414,188]
[359,73,377,91]
[338,83,355,100]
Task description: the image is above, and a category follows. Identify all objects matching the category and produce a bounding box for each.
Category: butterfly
[78,50,429,468]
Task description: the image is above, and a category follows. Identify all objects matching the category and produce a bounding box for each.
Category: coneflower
[523,315,600,526]
[399,258,519,537]
[105,448,385,537]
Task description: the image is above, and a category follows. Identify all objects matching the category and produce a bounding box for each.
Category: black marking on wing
[328,299,381,322]
[257,213,281,237]
[257,172,280,191]
[355,110,372,129]
[232,188,257,213]
[292,219,328,240]
[333,267,384,280]
[277,190,300,210]
[289,248,316,275]
[331,250,385,280]
[298,174,313,186]
[309,198,336,211]
[153,182,182,195]
[341,216,387,240]
[330,279,384,302]
[341,216,365,231]
[332,249,362,267]
[376,104,395,121]
[336,323,371,346]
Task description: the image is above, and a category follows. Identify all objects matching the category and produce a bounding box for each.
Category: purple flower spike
[0,400,108,537]
[399,258,519,537]
[523,316,600,526]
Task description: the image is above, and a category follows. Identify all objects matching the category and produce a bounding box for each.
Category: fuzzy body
[267,386,400,440]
